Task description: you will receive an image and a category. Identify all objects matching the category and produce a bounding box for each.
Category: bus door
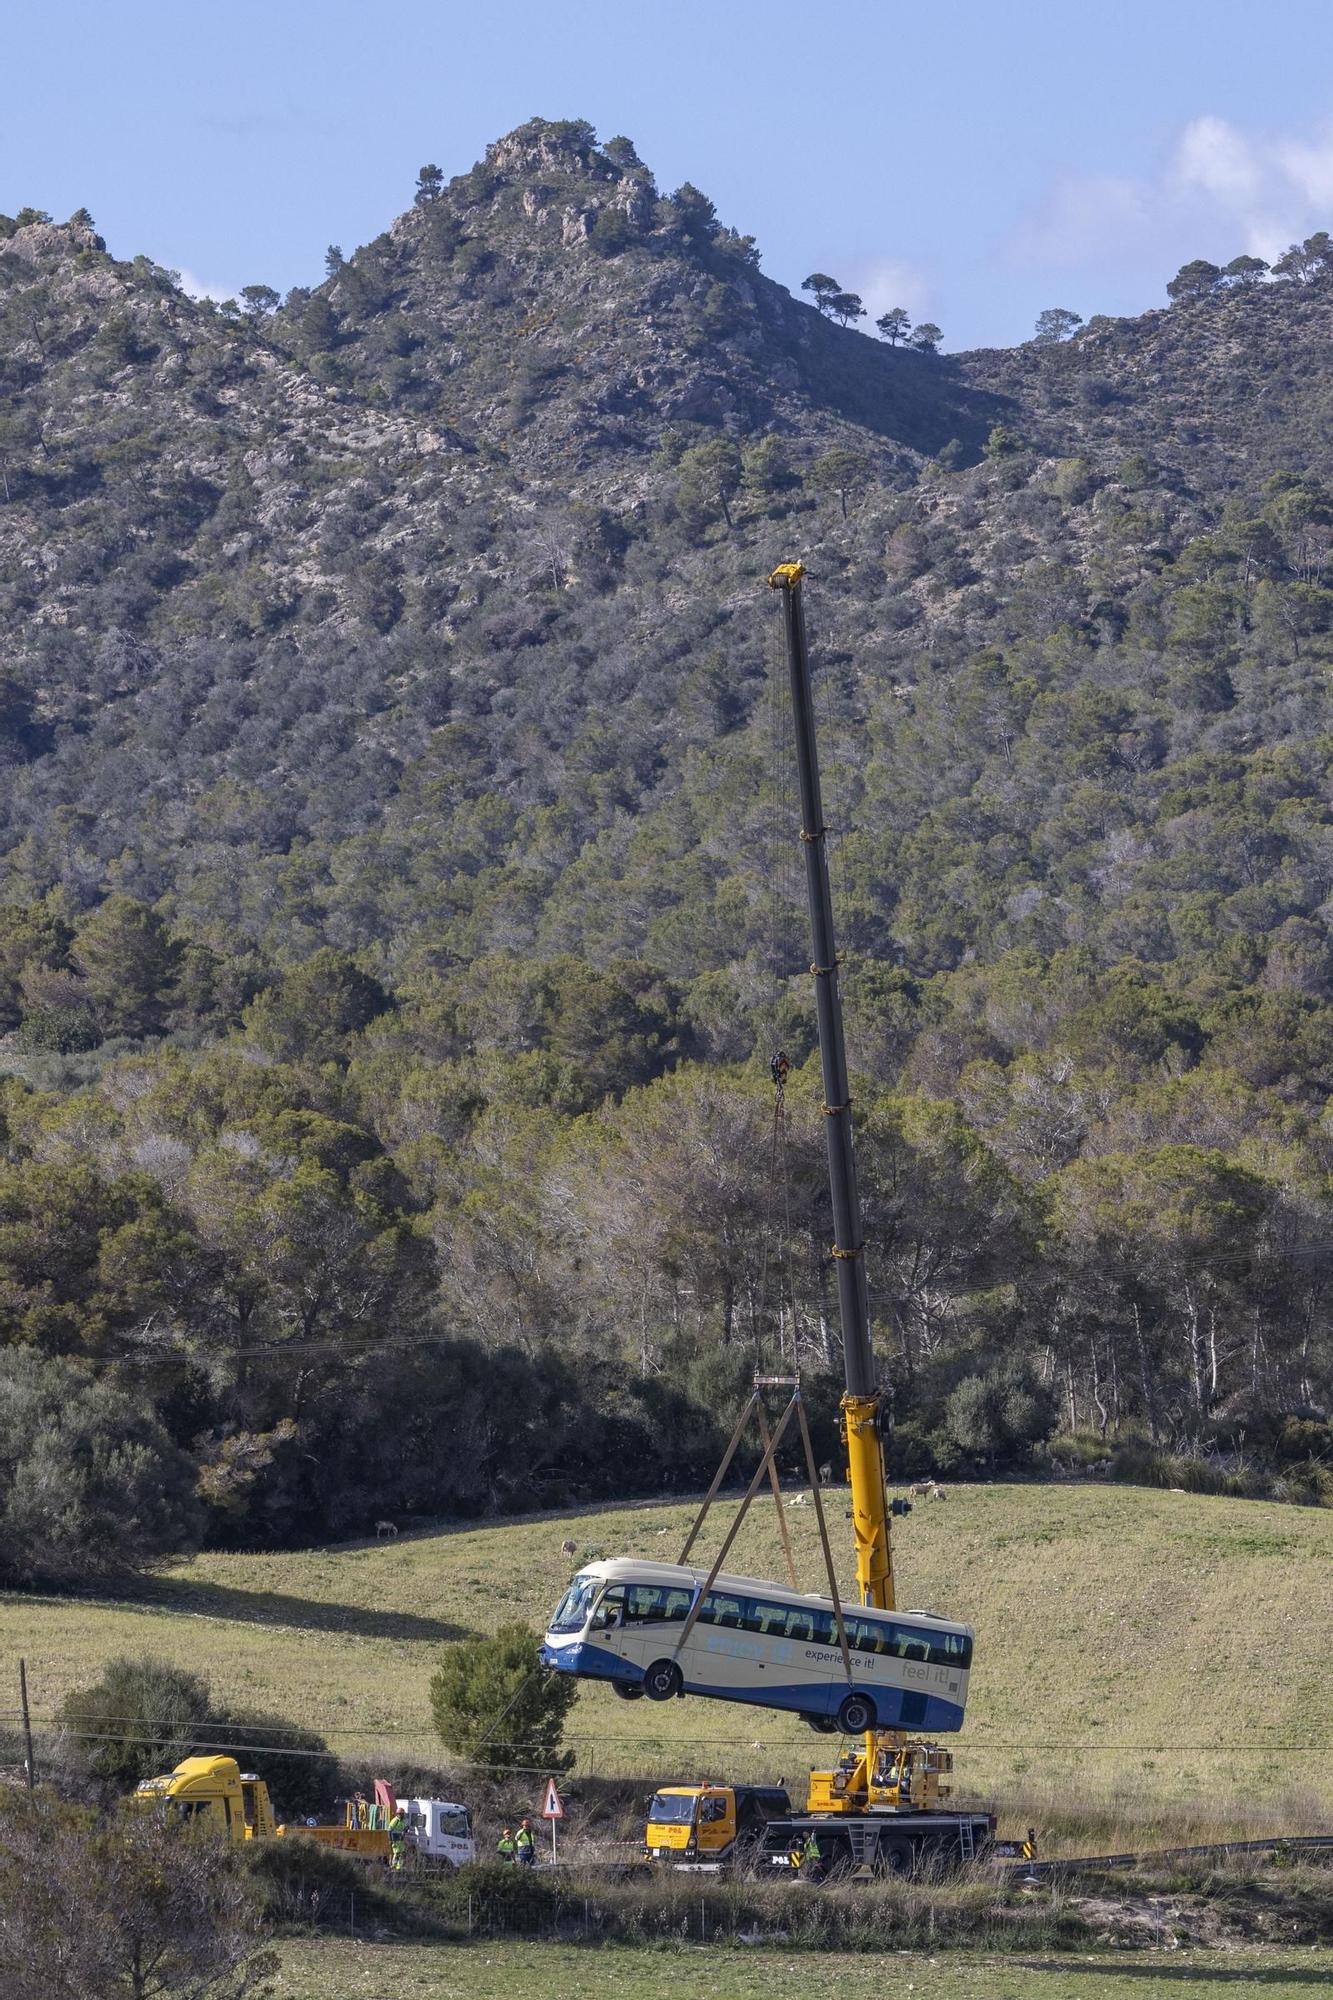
[589,1584,627,1669]
[607,1583,693,1676]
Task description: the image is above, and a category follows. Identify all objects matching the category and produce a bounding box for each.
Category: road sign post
[541,1775,564,1864]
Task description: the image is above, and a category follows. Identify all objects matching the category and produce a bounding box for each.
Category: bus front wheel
[836,1692,877,1734]
[643,1659,683,1702]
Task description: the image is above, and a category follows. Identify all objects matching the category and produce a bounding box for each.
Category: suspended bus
[542,1558,972,1736]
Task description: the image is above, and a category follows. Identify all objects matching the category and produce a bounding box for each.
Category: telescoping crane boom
[768,561,961,1824]
[540,567,989,1870]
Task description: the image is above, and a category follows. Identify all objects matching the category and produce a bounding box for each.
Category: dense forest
[1,118,1331,1581]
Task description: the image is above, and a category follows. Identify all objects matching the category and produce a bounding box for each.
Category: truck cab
[645,1783,790,1868]
[398,1797,476,1870]
[133,1755,276,1842]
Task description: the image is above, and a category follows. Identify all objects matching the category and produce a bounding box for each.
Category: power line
[18,1716,1324,1757]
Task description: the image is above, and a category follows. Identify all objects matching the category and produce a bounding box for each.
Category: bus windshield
[549,1574,601,1634]
[648,1793,696,1824]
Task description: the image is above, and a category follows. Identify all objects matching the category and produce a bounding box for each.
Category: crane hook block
[768,561,805,590]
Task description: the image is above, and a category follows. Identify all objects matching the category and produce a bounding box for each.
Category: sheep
[375,1520,398,1540]
[560,1539,578,1556]
[818,1461,833,1487]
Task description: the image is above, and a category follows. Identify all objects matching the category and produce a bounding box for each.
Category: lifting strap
[792,1393,853,1688]
[672,1391,800,1661]
[671,1386,855,1690]
[755,1396,799,1589]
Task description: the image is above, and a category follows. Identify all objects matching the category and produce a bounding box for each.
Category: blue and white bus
[542,1558,973,1735]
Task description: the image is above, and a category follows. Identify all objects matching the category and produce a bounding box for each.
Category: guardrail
[1005,1834,1333,1879]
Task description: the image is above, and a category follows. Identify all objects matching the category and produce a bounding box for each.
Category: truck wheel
[612,1681,645,1701]
[836,1691,877,1734]
[643,1659,683,1702]
[877,1837,912,1876]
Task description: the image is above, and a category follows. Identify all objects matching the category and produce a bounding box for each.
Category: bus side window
[593,1587,625,1629]
[809,1609,834,1646]
[748,1599,787,1637]
[785,1610,814,1643]
[845,1615,878,1654]
[626,1585,666,1623]
[662,1590,692,1622]
[711,1594,744,1629]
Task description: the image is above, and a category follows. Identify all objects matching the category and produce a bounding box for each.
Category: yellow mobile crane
[756,565,991,1874]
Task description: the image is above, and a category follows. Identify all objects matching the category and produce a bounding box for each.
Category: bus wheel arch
[836,1690,877,1734]
[643,1659,683,1701]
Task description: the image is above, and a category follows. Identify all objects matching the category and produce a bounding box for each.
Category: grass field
[272,1939,1333,2000]
[4,1482,1330,1840]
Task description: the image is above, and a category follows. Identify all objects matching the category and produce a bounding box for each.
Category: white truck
[398,1795,476,1869]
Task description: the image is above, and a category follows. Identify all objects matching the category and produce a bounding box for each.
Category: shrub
[0,1788,276,1994]
[57,1655,211,1787]
[0,1353,199,1586]
[56,1656,338,1808]
[429,1623,577,1773]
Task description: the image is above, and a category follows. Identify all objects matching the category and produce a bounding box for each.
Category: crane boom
[768,560,894,1616]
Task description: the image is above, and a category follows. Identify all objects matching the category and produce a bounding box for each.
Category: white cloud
[1013,112,1333,275]
[1276,133,1333,211]
[1173,115,1262,208]
[1012,173,1150,268]
[177,268,239,306]
[844,256,933,327]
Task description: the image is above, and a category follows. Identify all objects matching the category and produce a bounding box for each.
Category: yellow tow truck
[132,1755,476,1869]
[644,1781,790,1870]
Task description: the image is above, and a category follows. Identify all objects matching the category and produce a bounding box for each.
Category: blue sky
[7,0,1333,349]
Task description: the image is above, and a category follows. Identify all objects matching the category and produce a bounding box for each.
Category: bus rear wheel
[836,1692,877,1734]
[643,1659,683,1701]
[612,1681,645,1700]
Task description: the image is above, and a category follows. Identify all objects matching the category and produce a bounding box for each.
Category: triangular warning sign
[541,1777,564,1819]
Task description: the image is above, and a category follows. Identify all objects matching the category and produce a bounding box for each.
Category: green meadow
[5,1482,1329,1843]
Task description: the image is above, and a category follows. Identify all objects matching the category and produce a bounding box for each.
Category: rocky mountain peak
[483,116,644,189]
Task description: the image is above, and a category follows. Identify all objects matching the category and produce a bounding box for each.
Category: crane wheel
[876,1837,912,1876]
[612,1681,645,1701]
[836,1692,877,1734]
[643,1659,683,1702]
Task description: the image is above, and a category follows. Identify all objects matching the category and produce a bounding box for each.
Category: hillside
[3,117,1333,984]
[7,1484,1330,1828]
[0,119,1331,1580]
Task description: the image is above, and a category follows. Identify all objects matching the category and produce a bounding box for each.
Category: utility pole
[19,1657,35,1790]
